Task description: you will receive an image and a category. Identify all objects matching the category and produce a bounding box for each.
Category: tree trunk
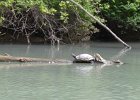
[69,0,131,48]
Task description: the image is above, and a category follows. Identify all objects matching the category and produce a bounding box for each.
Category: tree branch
[69,0,131,48]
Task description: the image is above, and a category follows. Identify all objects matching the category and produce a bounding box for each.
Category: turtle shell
[75,54,94,61]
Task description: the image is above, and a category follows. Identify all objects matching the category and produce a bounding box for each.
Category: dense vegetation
[97,0,140,41]
[0,0,140,43]
[0,0,103,44]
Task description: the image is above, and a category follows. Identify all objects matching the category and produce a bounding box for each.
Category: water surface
[0,42,140,100]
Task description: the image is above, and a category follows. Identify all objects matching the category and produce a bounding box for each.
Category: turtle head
[94,53,103,61]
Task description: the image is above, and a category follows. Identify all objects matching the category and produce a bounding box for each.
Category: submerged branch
[110,47,131,60]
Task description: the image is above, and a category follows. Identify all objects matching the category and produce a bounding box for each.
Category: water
[0,42,140,100]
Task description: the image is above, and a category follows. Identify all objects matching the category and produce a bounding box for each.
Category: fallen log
[0,54,72,63]
[0,53,123,65]
[0,48,128,66]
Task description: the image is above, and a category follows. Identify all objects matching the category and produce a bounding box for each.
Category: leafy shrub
[0,0,103,43]
[101,0,140,32]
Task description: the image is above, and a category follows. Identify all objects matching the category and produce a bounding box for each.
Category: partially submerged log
[0,54,72,63]
[0,53,123,65]
[0,48,128,65]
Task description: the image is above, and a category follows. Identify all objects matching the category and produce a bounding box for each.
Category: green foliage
[0,17,4,26]
[0,0,104,43]
[101,0,140,31]
[0,0,104,25]
[59,1,70,23]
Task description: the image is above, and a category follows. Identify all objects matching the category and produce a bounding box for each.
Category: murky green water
[0,42,140,100]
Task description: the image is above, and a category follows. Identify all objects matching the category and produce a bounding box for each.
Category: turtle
[94,53,107,63]
[72,53,95,63]
[94,53,123,64]
[72,53,123,64]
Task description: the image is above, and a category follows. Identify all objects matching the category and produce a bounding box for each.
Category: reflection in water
[75,65,94,75]
[25,45,31,55]
[0,45,131,71]
[0,62,72,69]
[0,43,140,100]
[74,63,121,75]
[110,47,131,60]
[50,45,60,59]
[75,47,131,75]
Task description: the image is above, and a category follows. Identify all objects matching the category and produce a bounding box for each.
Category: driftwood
[0,53,122,64]
[0,54,72,63]
[70,0,131,48]
[0,47,131,65]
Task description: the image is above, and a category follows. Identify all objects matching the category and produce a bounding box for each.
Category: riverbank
[0,34,46,44]
[0,32,139,44]
[0,0,139,44]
